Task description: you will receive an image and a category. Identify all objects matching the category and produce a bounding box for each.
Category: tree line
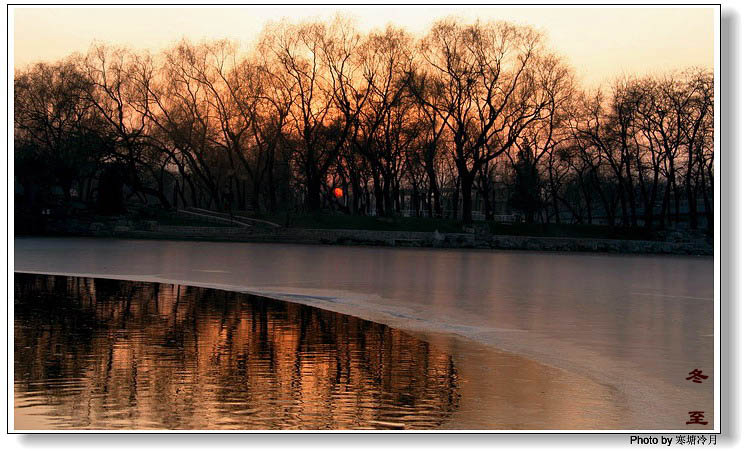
[14,16,714,229]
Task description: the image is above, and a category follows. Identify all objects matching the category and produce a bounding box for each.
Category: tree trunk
[451,176,460,220]
[306,174,321,211]
[427,165,442,218]
[460,170,474,225]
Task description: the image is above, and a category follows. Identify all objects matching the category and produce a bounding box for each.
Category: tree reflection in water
[14,274,459,430]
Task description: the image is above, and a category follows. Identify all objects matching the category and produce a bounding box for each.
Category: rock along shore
[56,221,713,256]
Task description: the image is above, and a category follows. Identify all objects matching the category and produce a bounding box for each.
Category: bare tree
[259,17,363,211]
[415,19,552,224]
[14,16,714,233]
[15,60,104,206]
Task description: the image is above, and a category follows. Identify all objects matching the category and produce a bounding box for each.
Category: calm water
[14,274,459,430]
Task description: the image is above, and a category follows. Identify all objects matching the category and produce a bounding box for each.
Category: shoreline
[19,226,714,256]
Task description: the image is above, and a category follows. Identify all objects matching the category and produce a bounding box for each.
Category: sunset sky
[12,6,715,88]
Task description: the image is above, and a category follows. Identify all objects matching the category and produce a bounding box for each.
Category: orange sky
[12,6,715,88]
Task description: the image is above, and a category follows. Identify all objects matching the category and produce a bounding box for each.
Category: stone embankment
[63,219,713,256]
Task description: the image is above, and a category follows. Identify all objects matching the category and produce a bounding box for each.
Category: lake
[14,237,715,430]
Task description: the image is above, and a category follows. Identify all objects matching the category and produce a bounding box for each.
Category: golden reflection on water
[14,274,459,430]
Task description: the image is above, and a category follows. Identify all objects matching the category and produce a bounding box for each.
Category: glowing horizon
[12,6,714,88]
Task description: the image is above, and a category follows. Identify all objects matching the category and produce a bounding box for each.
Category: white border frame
[5,1,723,440]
